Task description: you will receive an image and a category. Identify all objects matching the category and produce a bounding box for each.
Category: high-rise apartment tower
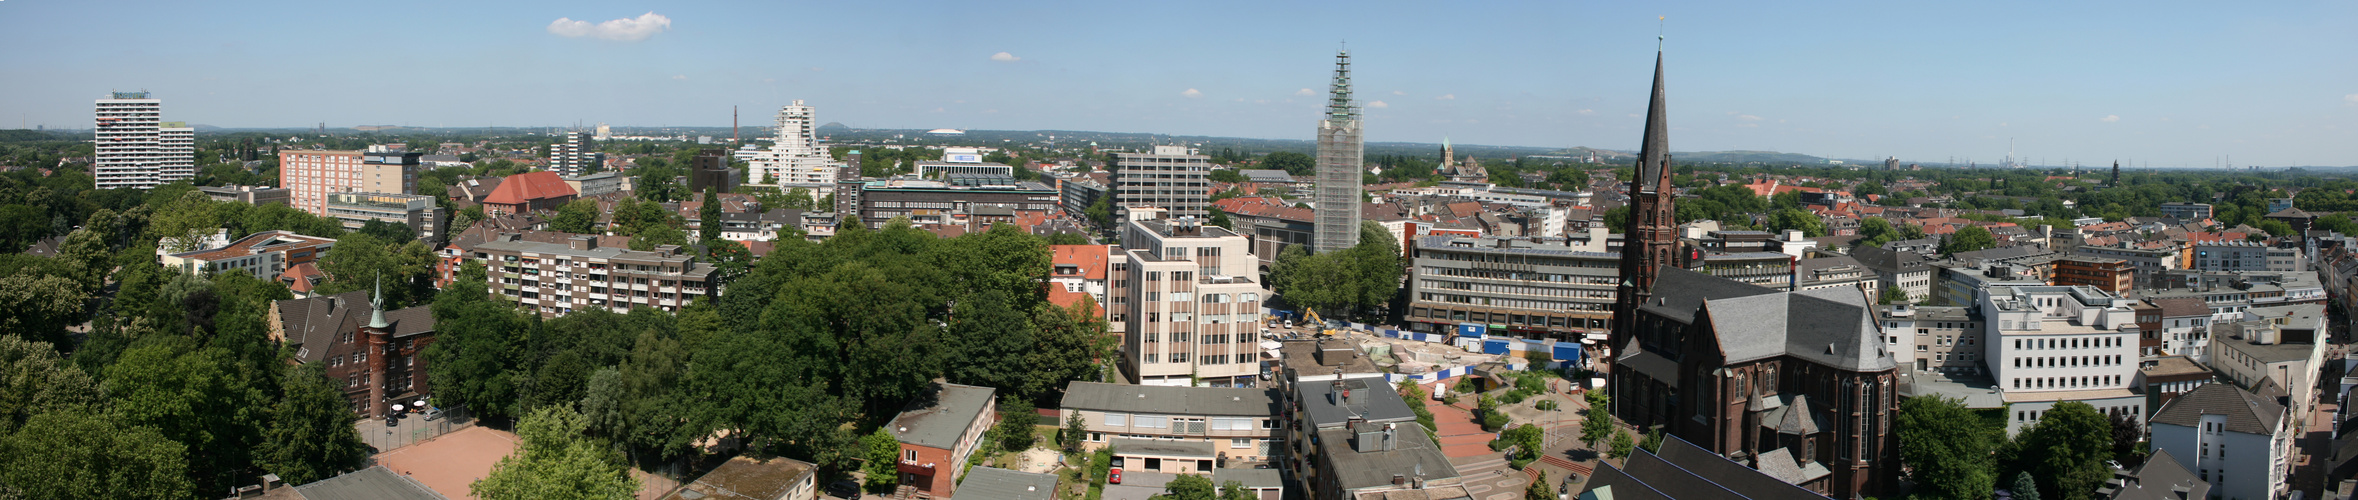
[1312,50,1364,253]
[94,91,195,189]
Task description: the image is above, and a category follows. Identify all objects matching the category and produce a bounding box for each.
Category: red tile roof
[482,171,577,206]
[1052,245,1111,280]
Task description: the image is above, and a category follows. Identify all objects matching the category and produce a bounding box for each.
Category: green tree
[103,336,269,494]
[1526,471,1552,500]
[1608,428,1634,459]
[1638,425,1664,454]
[1262,151,1315,176]
[0,334,102,433]
[863,427,901,493]
[548,198,601,234]
[0,410,195,500]
[1150,474,1217,500]
[997,398,1040,452]
[423,279,532,420]
[1062,408,1089,454]
[257,363,372,485]
[1219,481,1255,500]
[1898,396,1996,500]
[1579,391,1614,450]
[470,405,641,500]
[2009,472,2041,500]
[1941,225,1998,255]
[1767,208,1827,237]
[2001,401,2109,500]
[2257,219,2293,237]
[1880,287,1910,305]
[1208,168,1246,184]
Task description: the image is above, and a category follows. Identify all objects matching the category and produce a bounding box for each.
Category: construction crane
[1304,309,1340,337]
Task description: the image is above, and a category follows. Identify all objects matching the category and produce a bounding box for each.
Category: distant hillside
[1675,150,1827,165]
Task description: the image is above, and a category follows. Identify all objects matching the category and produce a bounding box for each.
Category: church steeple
[1610,47,1678,372]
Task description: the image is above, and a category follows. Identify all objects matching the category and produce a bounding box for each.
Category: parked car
[1109,468,1122,485]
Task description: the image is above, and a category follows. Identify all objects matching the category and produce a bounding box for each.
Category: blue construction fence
[1264,309,1585,385]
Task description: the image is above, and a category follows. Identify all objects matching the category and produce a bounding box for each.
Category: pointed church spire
[367,272,388,329]
[1635,51,1670,192]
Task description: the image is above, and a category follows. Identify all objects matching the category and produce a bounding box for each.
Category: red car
[1108,468,1122,485]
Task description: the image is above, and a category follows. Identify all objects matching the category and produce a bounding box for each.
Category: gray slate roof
[292,466,447,500]
[2150,383,2285,436]
[1636,267,1778,324]
[1059,382,1277,417]
[1314,423,1460,491]
[1238,169,1297,183]
[2107,449,2209,500]
[1299,377,1416,429]
[1653,436,1829,500]
[275,291,435,362]
[889,382,997,450]
[1697,285,1895,371]
[953,466,1059,500]
[1850,246,1930,274]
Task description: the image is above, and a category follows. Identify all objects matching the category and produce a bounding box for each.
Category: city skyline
[2,0,2354,167]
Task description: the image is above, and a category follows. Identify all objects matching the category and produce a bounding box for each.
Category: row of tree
[1899,397,2140,500]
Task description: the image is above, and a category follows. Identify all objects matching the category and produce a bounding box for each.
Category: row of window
[2012,336,2122,350]
[2009,374,2122,389]
[2012,354,2124,369]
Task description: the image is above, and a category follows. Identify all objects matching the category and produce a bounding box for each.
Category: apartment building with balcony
[1058,382,1281,469]
[200,185,291,206]
[1111,217,1266,387]
[160,230,336,285]
[93,92,195,190]
[470,234,718,316]
[282,150,421,216]
[1403,231,1619,342]
[2052,256,2135,295]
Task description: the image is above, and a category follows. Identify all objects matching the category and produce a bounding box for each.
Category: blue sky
[4,0,2355,166]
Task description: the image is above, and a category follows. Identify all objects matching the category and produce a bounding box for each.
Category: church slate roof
[1637,267,1777,324]
[1695,283,1894,371]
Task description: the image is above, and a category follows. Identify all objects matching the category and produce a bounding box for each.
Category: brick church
[1605,49,1901,498]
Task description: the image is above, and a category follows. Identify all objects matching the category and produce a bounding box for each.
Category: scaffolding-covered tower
[1313,50,1365,254]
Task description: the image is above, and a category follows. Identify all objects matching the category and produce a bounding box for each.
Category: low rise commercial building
[1878,304,1984,375]
[161,230,336,284]
[200,184,290,206]
[1404,231,1619,343]
[2075,244,2181,287]
[1853,246,1934,303]
[2192,240,2303,272]
[1060,382,1281,467]
[2159,202,2215,221]
[1691,251,1796,290]
[2207,307,2328,419]
[324,192,442,242]
[561,171,630,198]
[855,178,1058,229]
[658,456,816,500]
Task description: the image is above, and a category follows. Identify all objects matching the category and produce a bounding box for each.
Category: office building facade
[324,192,443,242]
[1112,218,1266,386]
[1405,232,1619,342]
[744,100,839,186]
[551,131,603,176]
[1112,146,1212,219]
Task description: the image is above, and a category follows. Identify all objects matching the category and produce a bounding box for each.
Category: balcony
[896,459,936,476]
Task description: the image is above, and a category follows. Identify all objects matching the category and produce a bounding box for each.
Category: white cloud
[1296,88,1315,97]
[1181,88,1204,98]
[1436,94,1455,100]
[1578,109,1595,115]
[1391,90,1406,96]
[547,12,672,41]
[2101,115,2121,122]
[1628,113,1641,118]
[2345,93,2358,105]
[1736,123,1759,128]
[990,52,1020,62]
[1736,114,1762,121]
[1367,101,1390,109]
[672,75,687,80]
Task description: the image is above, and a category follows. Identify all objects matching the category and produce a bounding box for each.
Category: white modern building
[1112,146,1213,220]
[94,92,196,189]
[2148,383,2292,500]
[1979,284,2147,435]
[742,100,841,187]
[1112,217,1266,387]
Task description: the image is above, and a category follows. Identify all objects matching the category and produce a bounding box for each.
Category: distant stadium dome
[926,128,966,136]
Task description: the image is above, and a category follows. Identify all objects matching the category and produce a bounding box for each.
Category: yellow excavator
[1305,309,1340,337]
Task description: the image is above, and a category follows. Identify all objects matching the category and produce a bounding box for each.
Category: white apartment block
[1979,285,2146,435]
[1112,217,1266,387]
[2148,384,2292,500]
[550,131,603,176]
[94,92,195,189]
[744,100,840,187]
[280,150,420,216]
[1058,382,1282,466]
